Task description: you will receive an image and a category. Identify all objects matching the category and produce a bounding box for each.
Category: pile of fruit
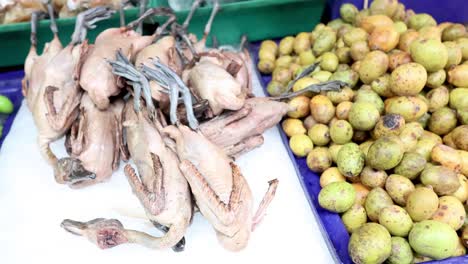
[258,0,467,263]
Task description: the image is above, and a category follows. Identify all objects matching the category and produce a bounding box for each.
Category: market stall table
[0,70,334,264]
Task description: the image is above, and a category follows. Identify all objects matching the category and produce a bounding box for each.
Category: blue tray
[250,41,468,264]
[0,70,24,150]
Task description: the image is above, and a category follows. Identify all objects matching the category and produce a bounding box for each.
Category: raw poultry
[21,0,345,252]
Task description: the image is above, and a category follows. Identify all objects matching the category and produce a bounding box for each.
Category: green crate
[0,0,325,68]
[0,9,140,68]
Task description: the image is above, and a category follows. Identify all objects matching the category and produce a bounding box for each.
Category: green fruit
[327,87,354,104]
[421,165,460,196]
[428,107,457,135]
[379,205,413,237]
[444,41,462,68]
[0,95,13,114]
[387,237,413,264]
[330,120,353,144]
[366,136,404,170]
[0,125,3,138]
[311,70,332,82]
[452,125,468,151]
[393,21,407,34]
[342,204,367,233]
[449,88,468,110]
[360,166,387,188]
[442,24,467,42]
[354,87,384,114]
[318,181,356,213]
[371,74,394,98]
[410,39,448,72]
[313,30,337,56]
[365,187,394,222]
[409,220,458,260]
[427,86,449,112]
[385,96,428,122]
[431,196,465,230]
[359,51,389,84]
[348,102,380,131]
[275,56,293,69]
[327,18,345,31]
[359,140,374,157]
[408,13,437,30]
[299,50,316,66]
[340,3,359,23]
[279,36,295,55]
[448,64,468,87]
[320,52,339,72]
[329,69,359,88]
[307,124,330,146]
[372,114,405,139]
[426,69,447,88]
[369,0,398,16]
[394,152,427,180]
[266,81,286,96]
[337,143,364,178]
[289,134,314,157]
[385,174,415,206]
[406,187,439,222]
[350,40,370,61]
[306,147,332,173]
[390,63,427,96]
[336,47,352,64]
[348,223,392,264]
[343,27,368,46]
[329,144,343,163]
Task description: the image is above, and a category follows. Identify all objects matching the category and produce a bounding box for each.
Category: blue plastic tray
[250,41,468,264]
[0,70,24,150]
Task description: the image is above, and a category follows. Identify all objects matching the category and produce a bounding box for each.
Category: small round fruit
[388,50,412,71]
[409,220,458,260]
[368,25,400,52]
[428,107,457,135]
[329,144,343,164]
[303,115,317,130]
[310,95,335,124]
[360,166,387,188]
[294,32,311,54]
[330,120,353,144]
[394,152,427,180]
[366,136,404,170]
[348,102,380,131]
[266,81,285,96]
[385,174,415,206]
[372,114,405,139]
[292,77,320,95]
[387,237,413,264]
[320,52,338,72]
[337,143,365,178]
[319,167,345,188]
[379,205,413,237]
[420,165,460,196]
[340,3,359,23]
[408,13,437,30]
[318,181,355,213]
[289,134,313,157]
[359,50,389,84]
[406,187,439,222]
[352,183,370,206]
[426,69,446,88]
[307,124,330,146]
[449,88,468,110]
[427,86,449,112]
[336,101,353,120]
[299,50,316,66]
[431,196,465,230]
[342,204,367,233]
[306,147,332,173]
[399,30,420,53]
[343,27,368,46]
[447,64,468,87]
[410,39,448,72]
[350,40,370,61]
[0,95,13,114]
[282,118,306,137]
[390,63,427,96]
[272,67,292,84]
[365,187,394,222]
[257,59,275,74]
[287,96,310,118]
[260,40,278,54]
[279,36,294,55]
[431,144,462,173]
[348,223,392,264]
[452,174,468,203]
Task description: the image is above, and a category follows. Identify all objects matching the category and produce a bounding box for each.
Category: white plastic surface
[0,74,333,264]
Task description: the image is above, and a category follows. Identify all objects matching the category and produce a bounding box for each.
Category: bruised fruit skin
[353,183,370,206]
[406,187,439,222]
[408,13,437,30]
[369,0,398,17]
[366,136,404,170]
[350,40,370,61]
[341,204,367,233]
[378,205,413,237]
[337,143,365,178]
[387,237,413,264]
[428,107,457,135]
[372,114,405,139]
[306,147,332,173]
[409,220,458,260]
[388,50,412,71]
[365,187,394,222]
[359,15,394,34]
[442,24,467,42]
[330,120,353,144]
[348,223,392,264]
[410,39,448,72]
[431,196,465,230]
[390,63,427,96]
[384,96,428,122]
[399,30,419,53]
[340,3,359,23]
[343,27,368,47]
[336,101,353,120]
[318,181,356,213]
[420,165,460,196]
[360,166,387,188]
[426,86,449,112]
[385,174,415,206]
[327,87,354,104]
[358,50,389,84]
[452,125,468,151]
[398,122,424,152]
[371,74,394,97]
[394,152,427,180]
